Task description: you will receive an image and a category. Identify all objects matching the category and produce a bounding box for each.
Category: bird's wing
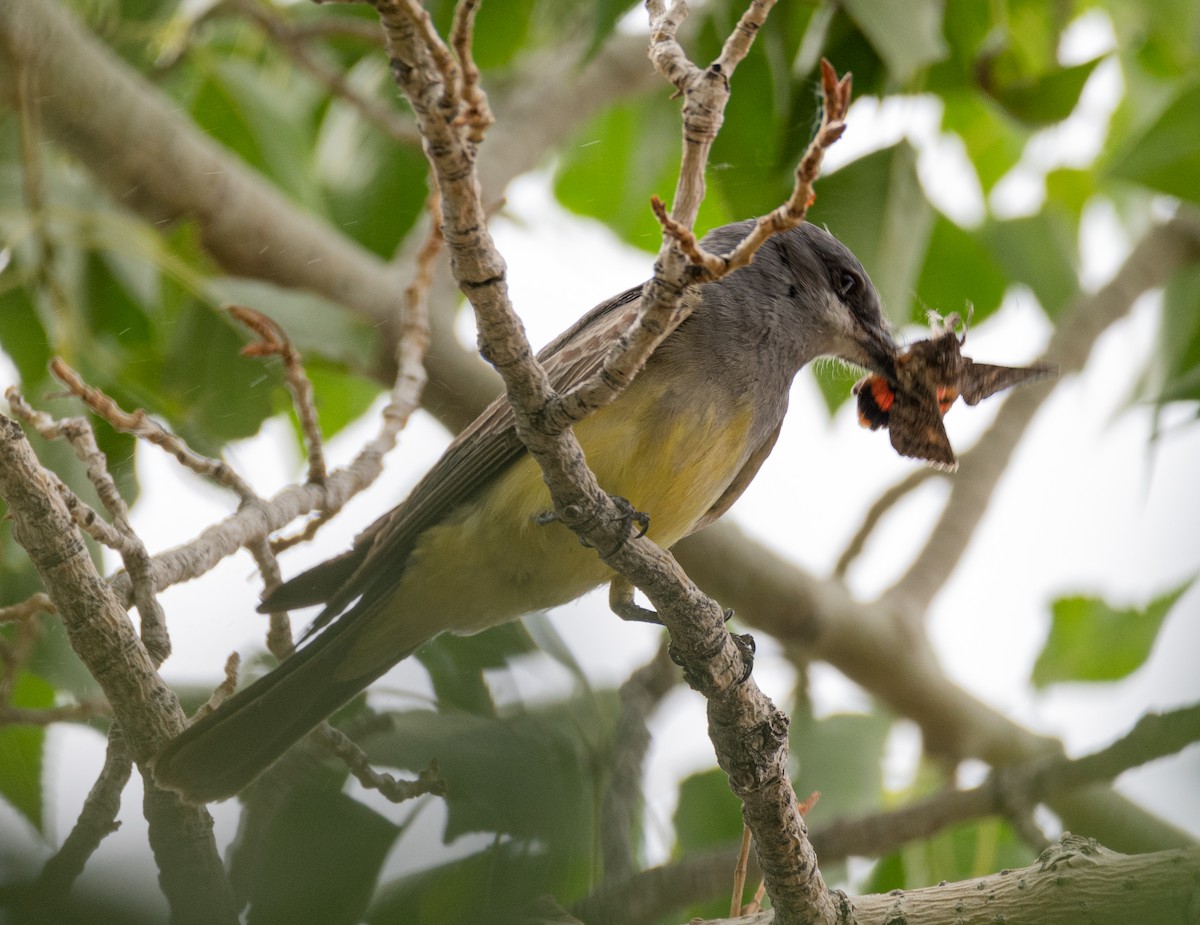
[264,284,647,624]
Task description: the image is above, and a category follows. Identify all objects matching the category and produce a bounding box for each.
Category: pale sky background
[3,8,1198,913]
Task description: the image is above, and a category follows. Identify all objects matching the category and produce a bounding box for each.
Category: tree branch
[685,836,1200,925]
[0,415,237,924]
[888,212,1200,615]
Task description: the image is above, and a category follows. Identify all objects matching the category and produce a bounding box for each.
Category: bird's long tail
[152,612,407,803]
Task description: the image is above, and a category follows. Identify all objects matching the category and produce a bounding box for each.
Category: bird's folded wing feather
[263,284,647,626]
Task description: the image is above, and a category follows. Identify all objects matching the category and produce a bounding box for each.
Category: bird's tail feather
[152,613,405,803]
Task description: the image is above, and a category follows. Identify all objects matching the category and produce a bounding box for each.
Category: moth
[854,314,1055,471]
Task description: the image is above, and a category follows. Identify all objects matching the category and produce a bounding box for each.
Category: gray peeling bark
[690,838,1200,925]
[0,417,236,925]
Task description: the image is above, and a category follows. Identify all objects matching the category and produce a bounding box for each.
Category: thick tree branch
[685,836,1200,925]
[0,416,237,925]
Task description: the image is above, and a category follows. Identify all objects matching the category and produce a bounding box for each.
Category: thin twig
[232,0,420,144]
[834,468,940,579]
[0,593,54,624]
[652,59,852,282]
[24,727,133,914]
[48,358,260,504]
[5,387,171,664]
[229,304,328,487]
[190,653,241,724]
[450,0,491,141]
[0,700,109,725]
[601,641,678,883]
[314,724,446,801]
[731,824,753,917]
[268,191,440,552]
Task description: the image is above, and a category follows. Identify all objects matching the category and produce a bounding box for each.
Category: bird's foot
[667,628,756,688]
[609,576,661,624]
[536,496,650,558]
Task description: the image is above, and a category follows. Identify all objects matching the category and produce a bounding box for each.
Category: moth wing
[959,362,1056,405]
[888,393,958,471]
[853,374,893,431]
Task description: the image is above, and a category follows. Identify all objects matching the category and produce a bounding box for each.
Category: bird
[152,219,896,802]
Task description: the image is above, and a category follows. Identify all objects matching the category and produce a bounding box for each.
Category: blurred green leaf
[414,622,540,716]
[208,277,378,367]
[865,817,1034,890]
[1150,265,1200,407]
[810,143,936,328]
[189,54,323,210]
[812,361,866,419]
[979,211,1078,319]
[1033,579,1195,687]
[841,0,948,83]
[0,287,52,387]
[914,212,1008,324]
[242,785,399,925]
[370,840,589,925]
[940,91,1028,192]
[982,56,1105,126]
[584,0,637,61]
[554,96,730,251]
[790,709,891,827]
[1107,79,1200,204]
[673,768,743,856]
[368,693,615,846]
[82,251,154,349]
[0,672,55,833]
[155,300,280,454]
[301,360,381,442]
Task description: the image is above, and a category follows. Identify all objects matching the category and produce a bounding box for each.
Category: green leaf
[812,361,865,418]
[1150,265,1200,407]
[940,91,1028,192]
[1032,579,1195,688]
[189,53,323,211]
[413,622,539,716]
[913,213,1008,325]
[982,56,1106,126]
[0,286,52,387]
[673,768,743,856]
[790,709,892,826]
[586,0,639,61]
[207,278,378,368]
[840,0,948,83]
[0,672,55,833]
[864,817,1034,890]
[809,143,936,328]
[368,695,615,847]
[1107,79,1200,204]
[554,96,730,252]
[979,211,1078,319]
[369,840,590,925]
[240,785,399,925]
[81,250,154,349]
[301,360,381,442]
[154,300,280,454]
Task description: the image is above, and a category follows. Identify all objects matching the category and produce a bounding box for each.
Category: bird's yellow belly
[339,380,755,675]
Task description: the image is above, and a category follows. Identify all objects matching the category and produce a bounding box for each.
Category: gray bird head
[693,220,896,386]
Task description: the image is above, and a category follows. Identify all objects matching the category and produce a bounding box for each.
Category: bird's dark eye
[837,271,859,298]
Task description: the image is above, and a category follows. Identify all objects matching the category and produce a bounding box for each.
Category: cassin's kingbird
[153,220,895,801]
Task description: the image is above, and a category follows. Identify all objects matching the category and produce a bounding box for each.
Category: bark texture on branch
[686,837,1200,925]
[0,416,236,925]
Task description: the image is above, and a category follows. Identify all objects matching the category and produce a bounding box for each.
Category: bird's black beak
[855,318,899,383]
